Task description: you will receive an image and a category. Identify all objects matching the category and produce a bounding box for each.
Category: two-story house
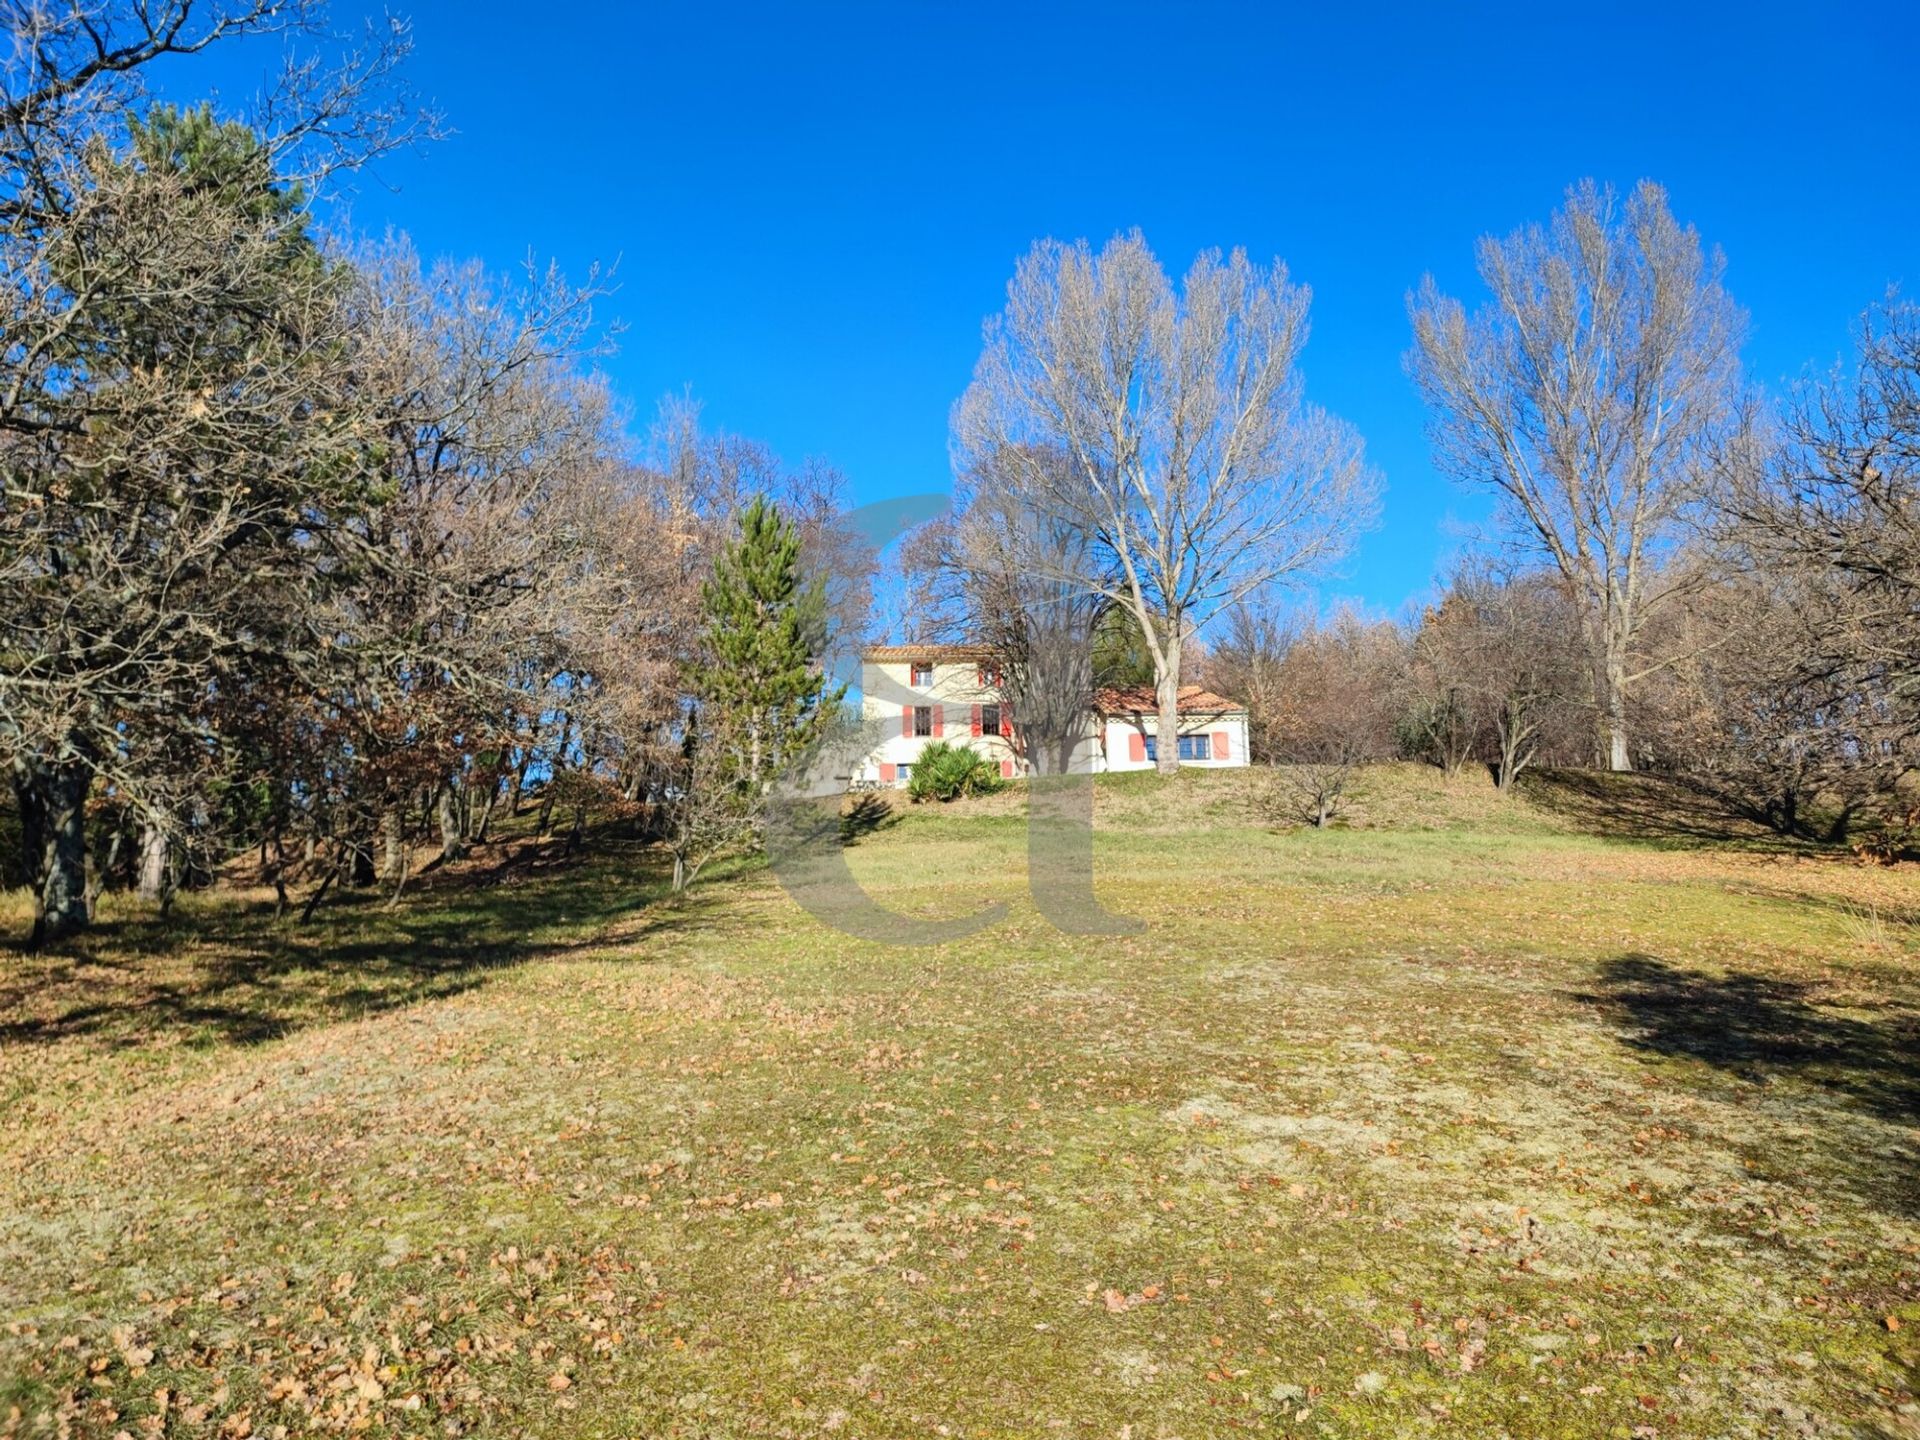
[857,645,1250,787]
[859,645,1021,787]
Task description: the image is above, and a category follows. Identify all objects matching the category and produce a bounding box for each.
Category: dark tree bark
[13,753,92,946]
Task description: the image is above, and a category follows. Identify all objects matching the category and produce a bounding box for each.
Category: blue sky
[172,1,1917,618]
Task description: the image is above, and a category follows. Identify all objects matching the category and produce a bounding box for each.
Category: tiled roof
[860,652,1246,715]
[1094,684,1245,715]
[862,644,999,662]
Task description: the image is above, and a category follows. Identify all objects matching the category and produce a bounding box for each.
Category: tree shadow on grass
[839,792,899,846]
[0,842,728,1054]
[1575,953,1920,1215]
[1576,954,1920,1120]
[1522,769,1798,851]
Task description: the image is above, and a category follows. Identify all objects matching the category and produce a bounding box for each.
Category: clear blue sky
[177,1,1916,616]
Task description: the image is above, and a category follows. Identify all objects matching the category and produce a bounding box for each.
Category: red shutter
[1128,732,1146,763]
[880,762,896,784]
[1000,759,1013,779]
[970,704,982,737]
[1213,729,1230,761]
[1002,701,1013,740]
[932,704,943,738]
[902,704,913,739]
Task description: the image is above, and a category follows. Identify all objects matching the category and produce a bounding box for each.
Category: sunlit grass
[2,765,1916,1438]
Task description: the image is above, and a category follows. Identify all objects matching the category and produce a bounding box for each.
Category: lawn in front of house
[2,767,1917,1438]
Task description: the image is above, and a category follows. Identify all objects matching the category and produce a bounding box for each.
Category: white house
[1089,683,1251,772]
[856,645,1249,787]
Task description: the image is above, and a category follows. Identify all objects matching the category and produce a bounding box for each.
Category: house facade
[856,645,1249,787]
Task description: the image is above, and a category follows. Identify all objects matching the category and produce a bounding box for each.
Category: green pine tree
[1091,603,1161,689]
[694,497,847,792]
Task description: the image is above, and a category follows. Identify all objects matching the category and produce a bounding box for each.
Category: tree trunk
[13,754,91,946]
[473,781,499,844]
[1494,704,1528,795]
[1154,654,1182,778]
[1602,638,1631,772]
[437,781,466,863]
[378,803,406,885]
[299,862,339,924]
[90,826,124,911]
[350,838,376,887]
[136,814,170,903]
[1605,700,1630,772]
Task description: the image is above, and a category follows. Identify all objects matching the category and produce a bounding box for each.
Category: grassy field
[2,766,1918,1438]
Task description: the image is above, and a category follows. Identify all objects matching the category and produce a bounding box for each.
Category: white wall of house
[858,656,1022,786]
[858,652,1252,786]
[1096,711,1249,773]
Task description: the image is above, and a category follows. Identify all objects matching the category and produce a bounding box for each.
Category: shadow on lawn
[839,792,899,845]
[1579,953,1920,1125]
[0,841,723,1053]
[1522,769,1792,850]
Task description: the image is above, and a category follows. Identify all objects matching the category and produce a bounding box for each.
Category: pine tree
[693,497,847,793]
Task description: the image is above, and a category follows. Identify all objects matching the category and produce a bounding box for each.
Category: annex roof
[1093,684,1247,716]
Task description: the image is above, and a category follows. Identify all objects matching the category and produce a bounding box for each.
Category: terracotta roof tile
[1093,684,1245,715]
[859,652,1246,715]
[861,644,999,661]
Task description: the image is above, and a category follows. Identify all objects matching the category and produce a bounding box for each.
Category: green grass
[2,766,1918,1438]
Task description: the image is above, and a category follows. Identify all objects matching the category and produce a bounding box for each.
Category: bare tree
[1199,602,1292,765]
[1401,594,1482,777]
[956,231,1378,776]
[1636,573,1910,839]
[1408,181,1744,771]
[906,443,1109,776]
[1433,564,1589,793]
[1692,297,1920,835]
[317,238,617,900]
[1719,297,1920,701]
[1265,611,1404,827]
[1,112,379,940]
[0,1,425,942]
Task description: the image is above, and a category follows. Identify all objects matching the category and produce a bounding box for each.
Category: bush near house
[904,740,1006,802]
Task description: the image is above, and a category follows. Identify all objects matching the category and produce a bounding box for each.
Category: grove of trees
[0,0,863,942]
[4,2,1917,947]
